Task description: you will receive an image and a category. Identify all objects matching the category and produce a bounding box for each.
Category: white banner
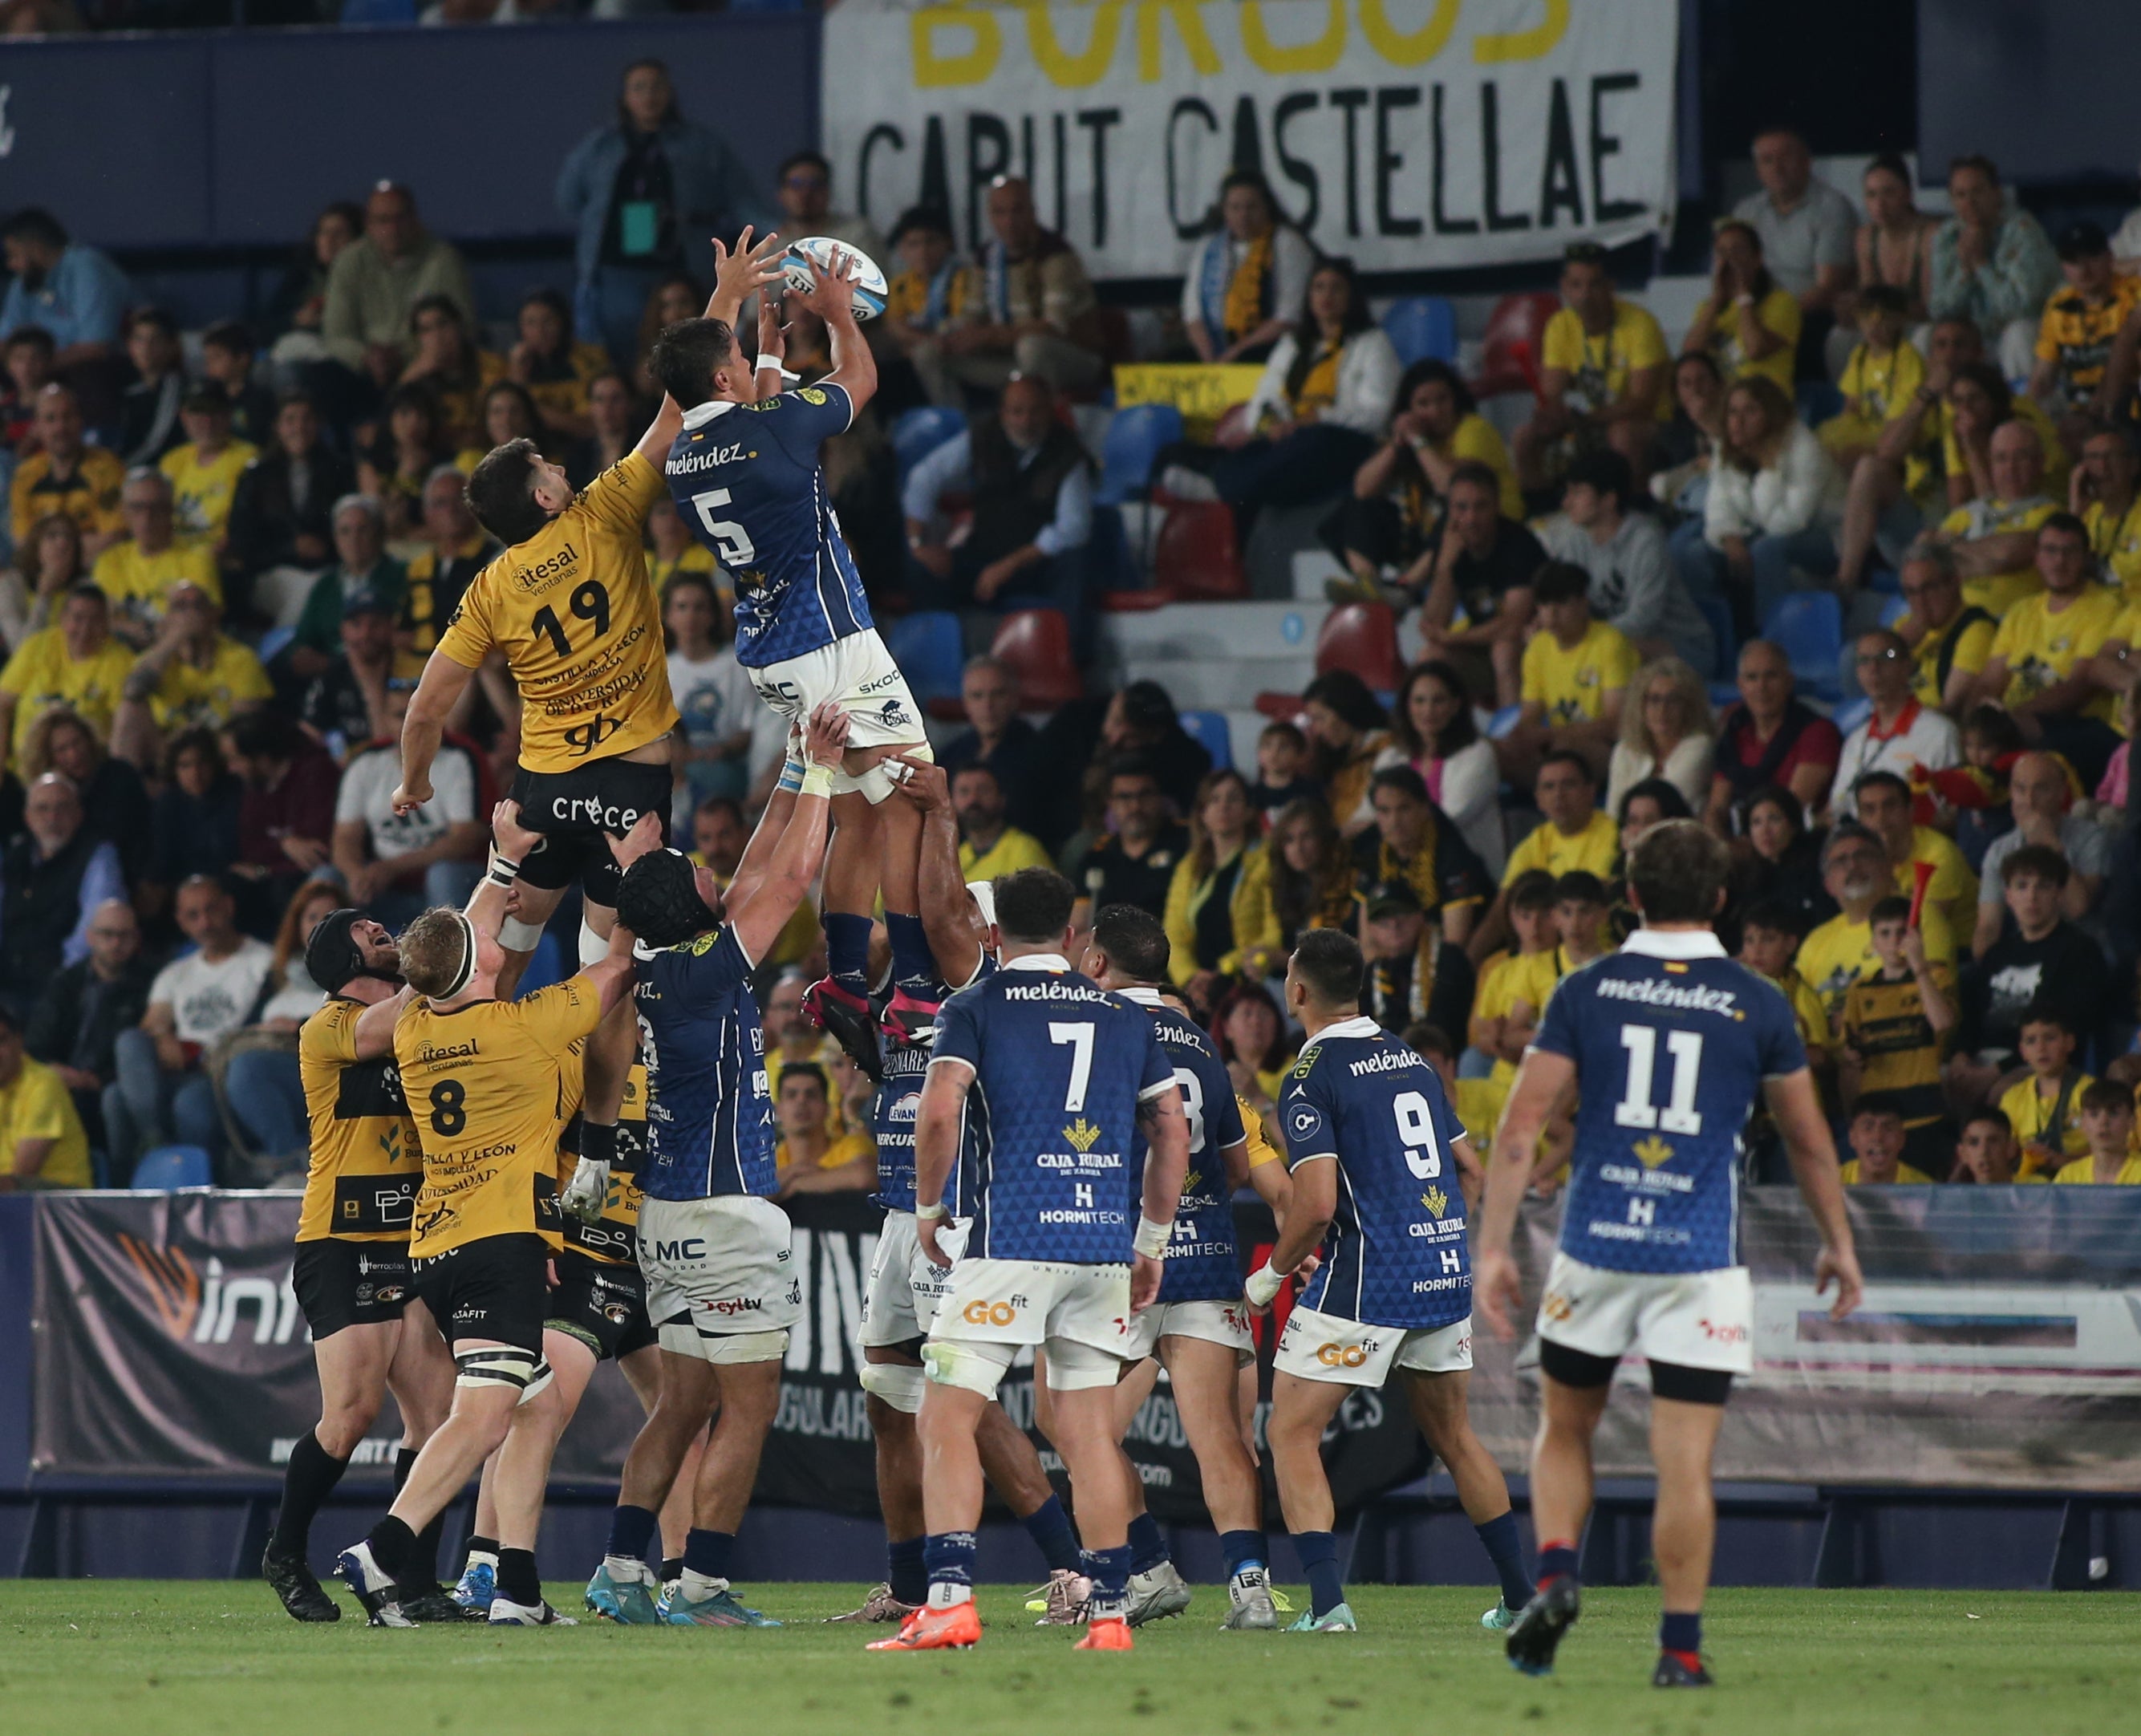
[823,0,1680,281]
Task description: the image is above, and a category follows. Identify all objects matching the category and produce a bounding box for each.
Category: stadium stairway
[1097,598,1328,769]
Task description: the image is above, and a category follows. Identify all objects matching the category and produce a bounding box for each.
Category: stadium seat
[1152,499,1246,600]
[132,1145,213,1191]
[1316,602,1403,693]
[1878,594,1909,628]
[1096,404,1184,505]
[1469,290,1560,400]
[1831,693,1874,736]
[883,610,965,704]
[989,609,1081,709]
[1763,590,1844,703]
[1178,708,1233,770]
[1486,704,1523,740]
[256,623,294,666]
[339,0,416,21]
[1796,380,1844,427]
[892,405,967,479]
[1382,296,1459,367]
[1693,588,1737,680]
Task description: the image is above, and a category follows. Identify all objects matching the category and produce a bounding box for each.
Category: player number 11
[1614,1024,1705,1134]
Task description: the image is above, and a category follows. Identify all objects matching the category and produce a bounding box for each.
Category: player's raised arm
[391,648,478,816]
[1475,1046,1577,1341]
[350,983,416,1058]
[798,246,878,416]
[728,702,851,962]
[889,753,988,988]
[1763,1067,1865,1320]
[469,799,542,939]
[631,226,789,466]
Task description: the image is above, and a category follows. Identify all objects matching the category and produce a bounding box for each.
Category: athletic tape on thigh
[498,915,546,951]
[578,917,609,967]
[858,1360,928,1414]
[1040,1336,1121,1391]
[517,1361,554,1406]
[922,1336,1016,1397]
[454,1344,545,1393]
[699,1327,789,1365]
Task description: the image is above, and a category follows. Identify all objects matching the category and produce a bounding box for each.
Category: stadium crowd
[3,63,2141,1197]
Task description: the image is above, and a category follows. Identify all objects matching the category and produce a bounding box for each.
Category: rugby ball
[781,236,887,322]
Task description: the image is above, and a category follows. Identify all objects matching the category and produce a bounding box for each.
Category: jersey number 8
[1394,1089,1442,1179]
[429,1079,466,1137]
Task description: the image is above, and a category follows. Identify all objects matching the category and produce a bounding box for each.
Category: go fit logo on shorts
[1316,1342,1371,1367]
[962,1299,1024,1327]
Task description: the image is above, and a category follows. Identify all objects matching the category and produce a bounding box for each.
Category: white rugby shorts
[858,1210,967,1347]
[1274,1302,1473,1386]
[1116,1296,1255,1365]
[752,630,925,797]
[639,1194,801,1363]
[1535,1251,1753,1375]
[925,1257,1130,1395]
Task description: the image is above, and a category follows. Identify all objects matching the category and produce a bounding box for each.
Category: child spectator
[2029,222,2141,452]
[1467,870,1561,1089]
[1952,1108,2037,1185]
[1506,561,1638,782]
[1247,719,1317,817]
[2053,1077,2141,1185]
[1738,898,1833,1062]
[118,308,186,468]
[1997,1006,2094,1178]
[1952,847,2111,1101]
[1838,894,1957,1175]
[1551,870,1613,972]
[1839,1101,1936,1184]
[1819,285,1921,468]
[663,570,756,809]
[1922,703,2026,872]
[160,390,257,550]
[1,327,55,454]
[198,322,278,449]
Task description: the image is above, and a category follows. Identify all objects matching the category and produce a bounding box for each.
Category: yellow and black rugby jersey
[397,977,603,1259]
[435,452,678,773]
[1839,964,1951,1129]
[297,996,421,1243]
[554,1038,650,1266]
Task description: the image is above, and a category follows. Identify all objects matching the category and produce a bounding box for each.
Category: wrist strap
[486,851,521,889]
[914,1201,948,1223]
[580,1122,618,1168]
[1133,1216,1172,1259]
[801,763,836,801]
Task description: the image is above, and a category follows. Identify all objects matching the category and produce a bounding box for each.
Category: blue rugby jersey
[663,385,874,669]
[928,955,1175,1263]
[1279,1016,1472,1330]
[635,925,777,1202]
[1114,988,1250,1304]
[1530,927,1805,1275]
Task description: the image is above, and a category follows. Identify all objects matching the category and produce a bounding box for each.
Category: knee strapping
[454,1345,549,1403]
[859,1360,928,1414]
[1041,1337,1120,1391]
[498,915,547,952]
[578,916,610,968]
[922,1337,1015,1398]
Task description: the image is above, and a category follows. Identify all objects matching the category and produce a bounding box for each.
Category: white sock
[680,1568,728,1600]
[927,1582,973,1609]
[603,1554,649,1583]
[466,1548,499,1570]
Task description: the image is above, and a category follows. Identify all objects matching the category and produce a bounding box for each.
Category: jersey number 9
[1394,1089,1442,1179]
[531,581,611,659]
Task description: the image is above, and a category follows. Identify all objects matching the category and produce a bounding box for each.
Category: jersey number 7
[691,488,758,566]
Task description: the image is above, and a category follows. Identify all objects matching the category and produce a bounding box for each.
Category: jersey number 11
[1613,1024,1705,1135]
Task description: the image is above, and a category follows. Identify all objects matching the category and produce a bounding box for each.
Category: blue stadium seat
[1878,594,1909,628]
[1831,693,1874,737]
[257,623,294,666]
[1178,709,1232,771]
[339,0,416,21]
[1764,590,1844,702]
[892,406,967,479]
[132,1146,213,1191]
[1486,704,1523,740]
[1796,380,1843,427]
[882,610,965,704]
[1693,587,1737,681]
[1097,404,1184,505]
[1382,296,1458,367]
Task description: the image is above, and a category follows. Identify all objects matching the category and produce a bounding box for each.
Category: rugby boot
[336,1540,414,1627]
[451,1558,497,1618]
[825,1582,922,1623]
[585,1561,663,1624]
[1124,1560,1192,1627]
[659,1582,782,1626]
[803,976,882,1080]
[1505,1576,1582,1677]
[398,1587,467,1624]
[1220,1567,1278,1631]
[1652,1650,1713,1688]
[1286,1602,1358,1633]
[1027,1568,1092,1625]
[489,1596,578,1627]
[262,1541,339,1623]
[880,987,940,1050]
[866,1600,982,1651]
[1481,1600,1517,1631]
[1074,1617,1134,1651]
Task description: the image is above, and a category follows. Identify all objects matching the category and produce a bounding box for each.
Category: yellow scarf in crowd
[1222,231,1274,344]
[1290,340,1344,420]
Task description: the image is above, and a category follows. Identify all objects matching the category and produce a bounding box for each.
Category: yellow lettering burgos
[1023,0,1123,87]
[1137,0,1220,82]
[1358,0,1460,67]
[913,0,1002,87]
[1239,0,1344,75]
[1474,0,1569,63]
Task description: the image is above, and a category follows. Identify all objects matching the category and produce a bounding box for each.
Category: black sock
[464,1534,500,1565]
[392,1446,418,1495]
[367,1514,417,1583]
[660,1556,683,1584]
[408,1509,448,1592]
[270,1430,349,1556]
[497,1547,541,1608]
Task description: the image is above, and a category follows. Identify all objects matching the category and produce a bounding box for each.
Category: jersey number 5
[1615,1025,1705,1134]
[690,489,757,566]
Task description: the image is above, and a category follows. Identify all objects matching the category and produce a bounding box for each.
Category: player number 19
[1614,1024,1705,1134]
[690,487,758,566]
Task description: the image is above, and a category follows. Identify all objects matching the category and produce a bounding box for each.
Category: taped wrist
[801,763,836,801]
[1133,1216,1172,1259]
[1243,1263,1284,1308]
[486,850,521,889]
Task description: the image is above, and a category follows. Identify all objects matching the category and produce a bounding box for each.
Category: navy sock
[1126,1512,1169,1575]
[887,1535,928,1606]
[660,1557,683,1584]
[1220,1528,1267,1580]
[1084,1543,1133,1610]
[825,912,872,992]
[1660,1611,1702,1656]
[1292,1530,1344,1619]
[682,1527,734,1583]
[497,1547,540,1608]
[1020,1493,1082,1575]
[924,1530,977,1606]
[1538,1542,1580,1586]
[1474,1511,1535,1609]
[606,1503,658,1564]
[885,913,935,997]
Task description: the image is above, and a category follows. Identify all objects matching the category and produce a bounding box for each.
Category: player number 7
[690,487,757,566]
[1049,1021,1094,1112]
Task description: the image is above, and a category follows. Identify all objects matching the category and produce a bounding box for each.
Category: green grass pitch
[0,1581,2131,1736]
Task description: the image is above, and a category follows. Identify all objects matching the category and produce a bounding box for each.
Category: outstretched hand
[797,246,859,326]
[606,809,665,870]
[803,701,853,769]
[711,225,787,312]
[886,753,948,814]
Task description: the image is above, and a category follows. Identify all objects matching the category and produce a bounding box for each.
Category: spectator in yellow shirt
[2072,424,2141,601]
[1466,870,1561,1088]
[952,763,1052,882]
[2050,1077,2141,1185]
[770,1063,875,1198]
[1819,286,1923,467]
[1795,823,1960,1027]
[2029,221,2141,452]
[1680,220,1801,395]
[1893,541,1997,714]
[91,469,221,650]
[159,390,257,549]
[1851,770,1978,935]
[0,1009,91,1190]
[1515,241,1670,493]
[111,582,272,769]
[0,582,135,770]
[1469,752,1617,963]
[1837,1102,1936,1184]
[1999,1007,2093,1176]
[506,288,610,443]
[1506,562,1639,784]
[1162,769,1280,997]
[1974,513,2123,785]
[882,205,981,404]
[1930,410,2060,614]
[10,384,125,558]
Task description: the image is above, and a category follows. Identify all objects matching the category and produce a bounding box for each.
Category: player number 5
[690,487,757,566]
[1614,1024,1705,1134]
[1393,1089,1442,1179]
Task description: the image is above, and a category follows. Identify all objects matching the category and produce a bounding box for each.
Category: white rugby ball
[781,235,887,321]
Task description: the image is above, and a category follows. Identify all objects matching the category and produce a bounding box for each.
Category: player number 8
[690,487,758,566]
[1393,1089,1442,1179]
[429,1079,467,1137]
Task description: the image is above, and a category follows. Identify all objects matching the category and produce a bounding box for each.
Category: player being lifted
[1480,820,1863,1686]
[648,246,940,1061]
[579,703,850,1628]
[1073,903,1291,1630]
[870,868,1189,1654]
[265,913,456,1624]
[839,759,1094,1627]
[1255,928,1538,1633]
[337,802,639,1627]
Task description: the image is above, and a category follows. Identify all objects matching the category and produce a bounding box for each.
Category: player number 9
[1393,1089,1442,1179]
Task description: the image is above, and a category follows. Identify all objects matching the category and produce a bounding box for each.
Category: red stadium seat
[1152,499,1246,601]
[1316,602,1403,693]
[989,608,1082,708]
[1469,290,1561,400]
